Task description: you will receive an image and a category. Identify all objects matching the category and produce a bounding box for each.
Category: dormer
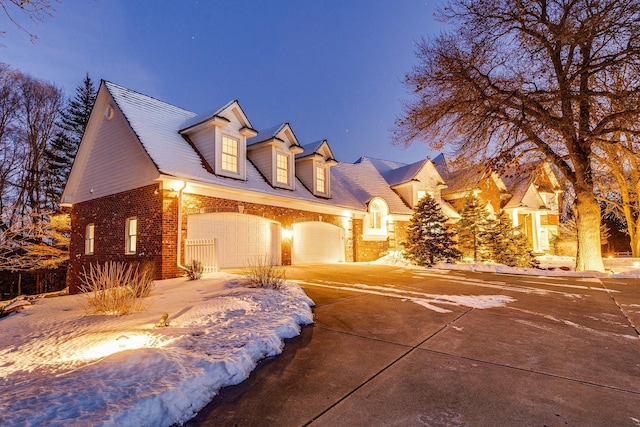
[295,140,338,198]
[247,123,303,190]
[179,100,257,180]
[382,159,448,208]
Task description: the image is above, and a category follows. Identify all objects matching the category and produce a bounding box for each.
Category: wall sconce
[282,228,293,241]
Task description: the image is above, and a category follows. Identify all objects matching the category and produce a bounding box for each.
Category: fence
[184,239,217,273]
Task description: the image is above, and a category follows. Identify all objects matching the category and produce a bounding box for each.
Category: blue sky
[3,0,447,164]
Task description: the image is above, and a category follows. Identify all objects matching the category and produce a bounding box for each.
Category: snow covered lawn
[0,274,314,427]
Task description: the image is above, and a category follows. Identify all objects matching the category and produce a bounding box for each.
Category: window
[85,223,95,255]
[364,198,389,241]
[276,153,289,184]
[125,217,137,254]
[417,190,427,200]
[316,165,326,193]
[221,136,239,173]
[370,203,382,230]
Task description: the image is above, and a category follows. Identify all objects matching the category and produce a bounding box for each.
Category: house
[62,81,449,293]
[62,81,564,293]
[434,154,562,254]
[501,162,562,253]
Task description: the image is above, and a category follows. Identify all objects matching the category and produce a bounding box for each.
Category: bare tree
[0,63,22,215]
[394,0,640,271]
[592,133,640,256]
[11,72,63,222]
[0,0,55,44]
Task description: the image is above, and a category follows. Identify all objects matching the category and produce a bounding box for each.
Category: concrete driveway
[187,264,640,426]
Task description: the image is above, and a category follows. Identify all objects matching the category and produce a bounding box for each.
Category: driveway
[187,264,640,426]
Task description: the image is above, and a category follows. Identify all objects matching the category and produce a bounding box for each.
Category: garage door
[187,213,281,269]
[292,221,344,264]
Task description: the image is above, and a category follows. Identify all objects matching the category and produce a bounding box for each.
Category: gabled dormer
[381,159,448,208]
[295,140,338,198]
[247,123,303,190]
[179,100,258,180]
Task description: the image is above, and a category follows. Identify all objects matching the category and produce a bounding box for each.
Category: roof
[440,166,486,195]
[247,123,287,145]
[332,159,413,215]
[178,100,235,132]
[247,122,301,148]
[103,82,409,215]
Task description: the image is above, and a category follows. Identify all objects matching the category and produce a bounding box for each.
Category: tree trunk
[574,190,605,272]
[631,228,640,258]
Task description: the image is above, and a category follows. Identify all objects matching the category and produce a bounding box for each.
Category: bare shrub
[79,261,155,315]
[242,255,286,289]
[184,259,203,280]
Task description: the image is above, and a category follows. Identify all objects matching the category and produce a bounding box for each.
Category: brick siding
[67,184,164,293]
[68,186,410,293]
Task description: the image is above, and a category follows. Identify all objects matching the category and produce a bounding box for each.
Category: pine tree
[46,73,96,204]
[403,195,460,266]
[456,193,493,261]
[485,211,539,268]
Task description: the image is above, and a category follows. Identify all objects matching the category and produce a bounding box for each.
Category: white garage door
[187,213,281,269]
[292,221,345,264]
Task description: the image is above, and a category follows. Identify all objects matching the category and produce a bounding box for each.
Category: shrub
[184,259,204,280]
[79,261,155,315]
[242,255,286,289]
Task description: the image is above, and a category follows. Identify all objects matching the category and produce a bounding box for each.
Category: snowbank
[0,274,314,427]
[372,252,640,278]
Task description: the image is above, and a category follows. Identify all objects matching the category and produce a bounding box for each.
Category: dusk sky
[3,0,447,164]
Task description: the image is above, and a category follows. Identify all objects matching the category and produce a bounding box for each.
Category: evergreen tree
[403,195,460,266]
[484,211,539,268]
[46,73,96,204]
[456,193,493,261]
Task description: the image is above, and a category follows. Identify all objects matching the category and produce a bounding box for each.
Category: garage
[291,221,345,264]
[187,213,281,269]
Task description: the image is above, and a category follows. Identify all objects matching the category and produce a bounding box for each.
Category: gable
[62,84,159,205]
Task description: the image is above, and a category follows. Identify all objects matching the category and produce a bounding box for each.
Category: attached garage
[187,213,281,269]
[291,221,345,264]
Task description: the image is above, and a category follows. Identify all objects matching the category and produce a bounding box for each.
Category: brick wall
[67,184,164,293]
[68,186,409,292]
[353,218,409,262]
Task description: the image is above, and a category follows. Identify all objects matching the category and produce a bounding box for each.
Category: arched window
[364,198,389,240]
[370,201,382,230]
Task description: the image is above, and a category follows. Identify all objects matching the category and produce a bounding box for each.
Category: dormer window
[179,100,256,182]
[276,152,289,184]
[221,136,239,173]
[316,165,326,193]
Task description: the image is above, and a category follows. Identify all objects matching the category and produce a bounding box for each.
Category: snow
[2,255,638,426]
[373,251,640,278]
[0,274,313,427]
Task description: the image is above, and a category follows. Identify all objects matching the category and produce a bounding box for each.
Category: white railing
[184,239,217,273]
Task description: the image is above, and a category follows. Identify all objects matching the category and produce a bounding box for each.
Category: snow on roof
[432,153,447,171]
[297,140,325,159]
[247,123,287,145]
[104,82,398,214]
[333,159,413,215]
[105,81,201,176]
[178,99,236,132]
[440,165,486,195]
[380,159,429,186]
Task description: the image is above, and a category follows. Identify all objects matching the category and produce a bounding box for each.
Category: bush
[184,259,204,280]
[242,255,286,289]
[79,261,155,315]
